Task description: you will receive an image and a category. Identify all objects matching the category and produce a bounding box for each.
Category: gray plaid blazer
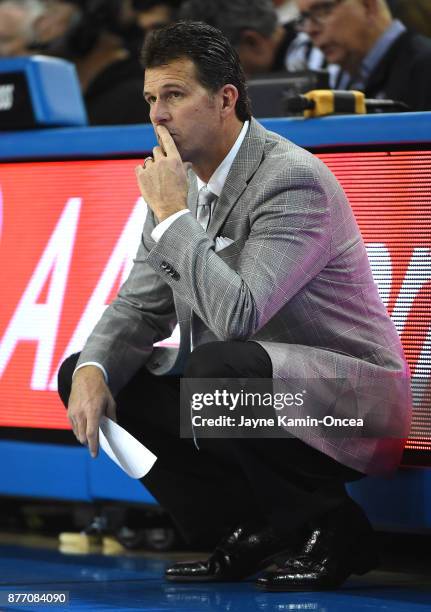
[78,118,412,475]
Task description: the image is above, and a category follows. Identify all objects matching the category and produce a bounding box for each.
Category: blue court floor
[0,539,431,612]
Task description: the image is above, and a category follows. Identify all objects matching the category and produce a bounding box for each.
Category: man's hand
[67,365,116,458]
[135,125,190,222]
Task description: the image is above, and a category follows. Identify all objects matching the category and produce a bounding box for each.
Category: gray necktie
[197,186,217,231]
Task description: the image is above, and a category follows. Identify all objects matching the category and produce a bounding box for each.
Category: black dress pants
[58,341,364,547]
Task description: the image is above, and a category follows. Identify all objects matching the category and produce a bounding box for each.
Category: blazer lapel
[186,119,267,239]
[207,118,267,240]
[187,168,199,217]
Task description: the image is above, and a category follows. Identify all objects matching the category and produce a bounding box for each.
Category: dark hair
[133,0,182,9]
[141,21,252,121]
[179,0,278,45]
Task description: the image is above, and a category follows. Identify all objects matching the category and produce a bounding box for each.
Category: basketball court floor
[0,531,430,612]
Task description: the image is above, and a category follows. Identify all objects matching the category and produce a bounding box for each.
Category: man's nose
[150,99,171,124]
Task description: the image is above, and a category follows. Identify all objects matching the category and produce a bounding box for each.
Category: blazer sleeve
[76,206,177,395]
[144,159,333,342]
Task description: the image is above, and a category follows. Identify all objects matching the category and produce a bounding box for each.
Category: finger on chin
[156,125,179,158]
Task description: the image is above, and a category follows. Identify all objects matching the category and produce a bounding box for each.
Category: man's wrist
[158,206,188,222]
[73,362,109,384]
[151,209,190,242]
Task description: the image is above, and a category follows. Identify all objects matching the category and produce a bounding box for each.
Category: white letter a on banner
[0,198,81,389]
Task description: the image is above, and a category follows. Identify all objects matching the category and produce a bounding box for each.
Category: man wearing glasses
[295,0,431,111]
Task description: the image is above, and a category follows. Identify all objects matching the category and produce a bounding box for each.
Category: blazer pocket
[216,237,246,266]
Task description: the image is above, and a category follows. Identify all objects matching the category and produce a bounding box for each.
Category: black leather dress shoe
[256,501,379,591]
[165,520,296,582]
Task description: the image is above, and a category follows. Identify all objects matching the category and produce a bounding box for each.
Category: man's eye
[168,92,182,99]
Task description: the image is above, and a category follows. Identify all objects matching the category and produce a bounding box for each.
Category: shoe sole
[165,546,294,583]
[255,558,380,592]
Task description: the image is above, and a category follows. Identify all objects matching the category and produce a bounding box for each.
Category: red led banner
[0,153,430,452]
[319,152,431,452]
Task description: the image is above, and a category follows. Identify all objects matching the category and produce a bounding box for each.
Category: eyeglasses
[294,0,347,31]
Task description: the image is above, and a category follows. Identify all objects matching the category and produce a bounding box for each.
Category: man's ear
[219,84,239,118]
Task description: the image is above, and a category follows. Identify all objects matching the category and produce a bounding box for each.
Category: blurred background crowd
[0,0,430,124]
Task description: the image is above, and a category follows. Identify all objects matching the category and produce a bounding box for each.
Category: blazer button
[173,272,180,280]
[161,261,168,270]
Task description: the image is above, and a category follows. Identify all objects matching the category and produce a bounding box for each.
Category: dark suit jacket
[365,30,431,111]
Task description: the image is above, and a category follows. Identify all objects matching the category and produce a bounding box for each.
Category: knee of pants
[184,341,272,378]
[57,352,80,408]
[184,341,240,378]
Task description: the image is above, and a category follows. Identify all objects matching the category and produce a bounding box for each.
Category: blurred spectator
[284,31,339,81]
[179,0,297,78]
[271,0,335,77]
[0,0,44,57]
[296,0,431,111]
[179,0,340,86]
[133,0,181,34]
[34,0,82,48]
[389,0,431,39]
[273,0,299,24]
[36,0,144,58]
[34,0,149,125]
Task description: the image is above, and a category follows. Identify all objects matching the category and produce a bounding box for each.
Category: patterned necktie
[197,186,216,231]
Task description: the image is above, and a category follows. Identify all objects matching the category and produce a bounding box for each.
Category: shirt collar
[196,120,249,196]
[360,20,406,84]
